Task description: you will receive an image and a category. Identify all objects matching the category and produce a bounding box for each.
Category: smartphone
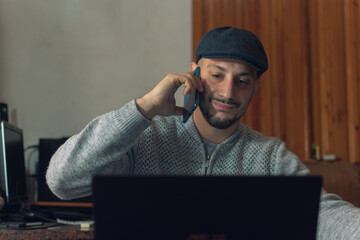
[183,67,200,123]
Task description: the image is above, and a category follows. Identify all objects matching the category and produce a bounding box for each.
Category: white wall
[0,0,192,150]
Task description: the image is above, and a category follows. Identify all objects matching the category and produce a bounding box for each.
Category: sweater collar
[183,115,244,146]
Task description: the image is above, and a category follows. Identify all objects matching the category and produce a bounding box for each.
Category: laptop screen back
[93,175,322,240]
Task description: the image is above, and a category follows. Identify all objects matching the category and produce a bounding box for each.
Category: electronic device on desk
[36,137,92,203]
[0,121,28,211]
[0,103,8,122]
[30,137,92,221]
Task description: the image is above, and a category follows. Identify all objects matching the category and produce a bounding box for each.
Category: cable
[24,145,39,152]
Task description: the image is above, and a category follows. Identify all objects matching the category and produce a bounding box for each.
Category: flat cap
[195,26,268,76]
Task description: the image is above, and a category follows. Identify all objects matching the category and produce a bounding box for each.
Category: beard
[198,91,244,129]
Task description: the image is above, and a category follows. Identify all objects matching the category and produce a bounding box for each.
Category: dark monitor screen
[0,121,28,205]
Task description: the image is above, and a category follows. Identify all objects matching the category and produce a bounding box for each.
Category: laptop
[92,175,322,240]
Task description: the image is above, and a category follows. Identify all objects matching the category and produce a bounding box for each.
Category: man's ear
[190,62,198,72]
[254,77,263,93]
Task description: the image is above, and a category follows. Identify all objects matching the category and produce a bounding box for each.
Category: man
[46,27,360,239]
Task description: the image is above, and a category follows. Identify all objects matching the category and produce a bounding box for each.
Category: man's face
[196,58,258,129]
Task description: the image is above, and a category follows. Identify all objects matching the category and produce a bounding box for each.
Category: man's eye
[238,79,249,85]
[212,74,222,79]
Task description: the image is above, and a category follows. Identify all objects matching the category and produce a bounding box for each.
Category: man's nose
[219,76,236,99]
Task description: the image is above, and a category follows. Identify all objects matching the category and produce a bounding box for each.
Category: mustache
[210,97,240,107]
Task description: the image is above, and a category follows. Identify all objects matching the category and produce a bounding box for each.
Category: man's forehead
[200,58,256,74]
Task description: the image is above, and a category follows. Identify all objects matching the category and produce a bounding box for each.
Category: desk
[0,224,94,240]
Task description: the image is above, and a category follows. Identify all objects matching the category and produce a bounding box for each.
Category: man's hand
[136,71,203,120]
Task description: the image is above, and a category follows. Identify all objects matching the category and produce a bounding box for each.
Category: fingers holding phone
[183,69,203,96]
[136,69,203,120]
[183,67,201,123]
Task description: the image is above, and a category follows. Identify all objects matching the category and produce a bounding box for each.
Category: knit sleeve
[273,142,360,239]
[46,99,151,200]
[316,189,360,239]
[272,141,309,176]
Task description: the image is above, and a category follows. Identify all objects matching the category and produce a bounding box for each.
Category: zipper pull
[205,155,210,167]
[205,155,210,175]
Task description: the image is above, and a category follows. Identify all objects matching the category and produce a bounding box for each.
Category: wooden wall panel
[275,0,310,159]
[344,0,360,163]
[309,0,349,161]
[265,0,286,141]
[308,0,321,159]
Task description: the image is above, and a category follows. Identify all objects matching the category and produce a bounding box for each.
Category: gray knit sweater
[46,99,360,239]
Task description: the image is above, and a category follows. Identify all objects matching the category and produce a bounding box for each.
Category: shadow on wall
[10,109,18,126]
[0,19,5,102]
[0,20,15,126]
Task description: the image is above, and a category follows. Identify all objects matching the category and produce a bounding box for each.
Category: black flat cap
[195,26,268,76]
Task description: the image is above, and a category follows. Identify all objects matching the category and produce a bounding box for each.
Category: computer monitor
[0,121,28,205]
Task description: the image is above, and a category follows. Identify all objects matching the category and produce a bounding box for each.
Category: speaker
[38,137,92,203]
[0,103,8,122]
